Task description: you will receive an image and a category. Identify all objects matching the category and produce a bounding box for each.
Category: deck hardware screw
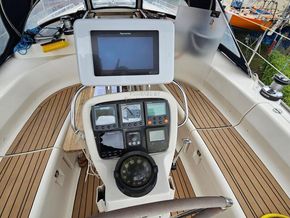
[273,108,282,114]
[55,170,60,178]
[197,150,201,157]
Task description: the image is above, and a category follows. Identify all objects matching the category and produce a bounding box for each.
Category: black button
[101,126,105,129]
[159,117,162,120]
[134,123,137,126]
[101,152,106,158]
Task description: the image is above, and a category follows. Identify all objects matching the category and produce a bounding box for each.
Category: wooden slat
[19,151,52,217]
[166,82,290,217]
[6,101,49,154]
[9,151,45,217]
[5,107,42,154]
[5,85,79,154]
[171,158,196,217]
[85,175,94,218]
[33,89,67,151]
[167,84,230,128]
[0,85,79,218]
[21,97,57,152]
[72,165,87,218]
[92,174,98,215]
[176,159,195,198]
[72,160,195,218]
[72,166,101,218]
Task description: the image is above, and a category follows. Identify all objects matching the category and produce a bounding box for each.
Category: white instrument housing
[74,19,174,86]
[82,91,178,211]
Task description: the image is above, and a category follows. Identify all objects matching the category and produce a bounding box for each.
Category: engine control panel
[91,99,170,159]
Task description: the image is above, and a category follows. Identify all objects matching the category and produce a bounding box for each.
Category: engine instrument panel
[120,103,144,128]
[91,99,170,159]
[92,104,118,130]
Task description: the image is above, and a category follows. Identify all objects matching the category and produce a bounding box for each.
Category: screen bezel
[120,102,143,124]
[91,30,159,76]
[149,129,166,142]
[74,19,174,85]
[92,104,118,129]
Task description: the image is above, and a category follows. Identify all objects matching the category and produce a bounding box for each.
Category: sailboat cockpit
[0,0,289,218]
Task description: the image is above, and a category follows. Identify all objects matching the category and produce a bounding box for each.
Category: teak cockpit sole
[1,84,289,218]
[0,85,78,217]
[166,82,290,217]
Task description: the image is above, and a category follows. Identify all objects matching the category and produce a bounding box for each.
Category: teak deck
[166,83,290,217]
[1,83,289,218]
[0,85,78,217]
[72,158,195,218]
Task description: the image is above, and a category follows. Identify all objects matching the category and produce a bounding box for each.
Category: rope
[0,146,60,158]
[13,26,41,55]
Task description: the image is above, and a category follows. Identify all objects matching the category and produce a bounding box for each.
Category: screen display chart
[101,131,124,149]
[74,19,174,85]
[97,37,154,71]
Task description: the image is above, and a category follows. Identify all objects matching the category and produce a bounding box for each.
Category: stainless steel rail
[70,85,89,134]
[90,196,233,218]
[172,138,192,170]
[71,81,189,132]
[172,80,189,128]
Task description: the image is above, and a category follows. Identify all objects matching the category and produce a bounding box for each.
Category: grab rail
[172,80,189,128]
[90,196,233,218]
[71,81,189,131]
[70,85,89,134]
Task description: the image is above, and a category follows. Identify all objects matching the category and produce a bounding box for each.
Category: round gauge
[121,104,142,123]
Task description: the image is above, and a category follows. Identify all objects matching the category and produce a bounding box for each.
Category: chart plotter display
[74,19,174,85]
[91,31,159,76]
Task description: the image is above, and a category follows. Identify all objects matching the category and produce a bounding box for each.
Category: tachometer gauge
[121,103,142,124]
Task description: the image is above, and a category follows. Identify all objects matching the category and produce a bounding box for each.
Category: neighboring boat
[0,0,289,218]
[226,0,278,31]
